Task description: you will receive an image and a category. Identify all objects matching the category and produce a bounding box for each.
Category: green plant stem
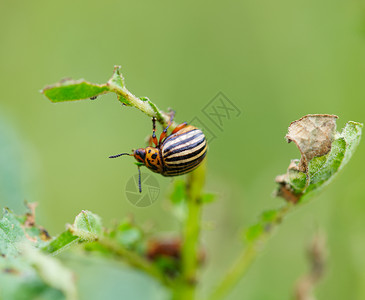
[107,73,176,129]
[97,237,172,287]
[174,162,207,300]
[206,203,294,300]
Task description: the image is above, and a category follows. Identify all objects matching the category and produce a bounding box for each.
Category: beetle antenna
[138,166,142,193]
[109,153,131,158]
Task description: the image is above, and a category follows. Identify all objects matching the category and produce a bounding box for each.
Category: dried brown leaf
[286,114,338,172]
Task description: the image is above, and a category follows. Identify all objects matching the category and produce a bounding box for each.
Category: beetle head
[133,148,146,163]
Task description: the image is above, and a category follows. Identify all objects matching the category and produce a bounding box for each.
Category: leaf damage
[276,115,362,203]
[286,114,338,172]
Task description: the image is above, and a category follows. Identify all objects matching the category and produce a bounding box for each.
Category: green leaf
[244,223,264,243]
[302,121,362,201]
[108,65,125,89]
[42,231,79,255]
[108,219,143,250]
[0,206,76,300]
[170,180,186,204]
[0,205,51,258]
[106,65,132,105]
[68,210,102,241]
[0,208,25,258]
[22,244,77,300]
[200,193,216,204]
[42,79,109,102]
[260,210,278,223]
[244,209,280,243]
[43,210,103,255]
[287,161,307,194]
[0,271,66,300]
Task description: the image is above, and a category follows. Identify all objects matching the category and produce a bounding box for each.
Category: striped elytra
[160,125,207,176]
[109,115,207,192]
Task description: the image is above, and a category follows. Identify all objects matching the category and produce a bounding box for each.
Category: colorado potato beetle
[109,111,207,192]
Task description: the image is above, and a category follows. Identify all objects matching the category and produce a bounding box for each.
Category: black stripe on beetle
[163,134,205,157]
[164,141,206,162]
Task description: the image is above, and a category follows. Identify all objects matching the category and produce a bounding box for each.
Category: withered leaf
[286,114,338,172]
[275,117,362,204]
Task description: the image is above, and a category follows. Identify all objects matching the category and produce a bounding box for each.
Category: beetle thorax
[137,146,163,174]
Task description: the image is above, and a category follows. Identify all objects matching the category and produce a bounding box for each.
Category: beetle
[109,111,207,192]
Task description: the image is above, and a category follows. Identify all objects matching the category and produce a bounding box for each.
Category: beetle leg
[171,122,188,134]
[159,109,176,145]
[151,117,158,147]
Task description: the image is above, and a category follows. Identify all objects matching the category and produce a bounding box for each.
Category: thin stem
[206,203,294,300]
[174,161,207,300]
[107,75,176,129]
[97,237,172,287]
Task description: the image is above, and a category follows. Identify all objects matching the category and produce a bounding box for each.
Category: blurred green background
[1,0,365,299]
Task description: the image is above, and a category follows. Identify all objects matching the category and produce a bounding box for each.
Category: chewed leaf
[0,204,51,258]
[42,79,109,102]
[0,206,76,300]
[0,209,25,257]
[286,114,338,172]
[108,65,125,89]
[276,118,363,203]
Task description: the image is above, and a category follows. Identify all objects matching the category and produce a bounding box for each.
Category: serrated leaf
[68,210,102,241]
[42,79,109,102]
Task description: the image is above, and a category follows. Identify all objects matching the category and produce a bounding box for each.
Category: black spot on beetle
[151,153,157,159]
[148,150,151,153]
[147,159,157,170]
